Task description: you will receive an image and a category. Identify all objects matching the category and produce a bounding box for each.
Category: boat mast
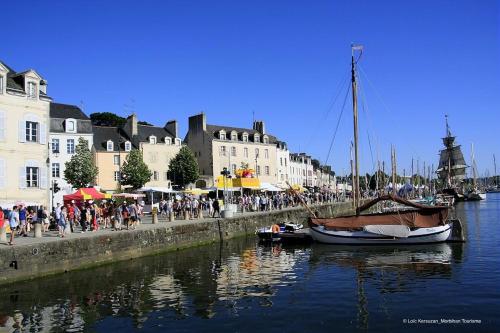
[494,154,497,186]
[352,45,362,213]
[471,143,477,190]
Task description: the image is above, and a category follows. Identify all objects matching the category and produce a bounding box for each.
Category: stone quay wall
[0,202,355,285]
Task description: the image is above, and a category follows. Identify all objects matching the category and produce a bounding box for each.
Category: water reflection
[0,232,468,332]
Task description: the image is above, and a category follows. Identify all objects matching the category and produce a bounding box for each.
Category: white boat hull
[309,223,452,245]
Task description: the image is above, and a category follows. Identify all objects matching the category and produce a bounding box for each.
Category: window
[254,134,260,142]
[220,146,227,156]
[242,133,248,142]
[67,139,75,154]
[0,76,4,94]
[113,155,120,165]
[256,165,261,176]
[26,167,38,187]
[149,136,157,144]
[107,140,114,151]
[25,121,38,142]
[66,120,76,133]
[284,159,287,167]
[124,141,131,151]
[175,138,181,146]
[231,146,236,157]
[280,158,283,166]
[52,163,60,178]
[219,131,226,140]
[27,82,37,98]
[265,166,270,175]
[164,172,169,181]
[149,152,158,163]
[114,171,120,181]
[264,149,269,159]
[263,136,269,144]
[153,171,159,181]
[51,139,60,153]
[255,148,259,158]
[244,148,248,158]
[231,132,237,141]
[231,164,237,174]
[165,137,171,145]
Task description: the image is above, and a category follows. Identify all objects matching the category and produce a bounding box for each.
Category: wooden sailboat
[308,45,455,245]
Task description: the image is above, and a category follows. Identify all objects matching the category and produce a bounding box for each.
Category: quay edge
[0,202,355,286]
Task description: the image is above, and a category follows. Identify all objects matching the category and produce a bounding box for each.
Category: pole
[351,47,361,213]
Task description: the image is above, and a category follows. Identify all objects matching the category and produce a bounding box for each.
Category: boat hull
[309,223,452,245]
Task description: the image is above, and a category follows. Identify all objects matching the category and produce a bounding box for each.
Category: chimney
[165,120,178,138]
[126,113,138,136]
[188,112,206,134]
[39,79,47,94]
[253,120,265,134]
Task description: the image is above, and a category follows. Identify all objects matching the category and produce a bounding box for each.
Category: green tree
[120,149,152,190]
[64,137,98,188]
[168,146,199,188]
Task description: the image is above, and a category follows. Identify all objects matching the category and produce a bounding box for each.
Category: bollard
[184,210,189,220]
[0,227,6,242]
[152,207,158,224]
[198,209,203,219]
[169,211,175,222]
[34,223,42,238]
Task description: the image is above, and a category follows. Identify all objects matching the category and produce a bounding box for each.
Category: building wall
[94,150,129,192]
[49,132,93,206]
[140,141,181,188]
[211,140,278,185]
[276,147,290,187]
[0,71,50,207]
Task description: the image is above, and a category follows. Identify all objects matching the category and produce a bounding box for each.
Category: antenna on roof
[79,100,85,112]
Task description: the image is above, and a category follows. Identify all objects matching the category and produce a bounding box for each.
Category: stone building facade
[0,61,51,207]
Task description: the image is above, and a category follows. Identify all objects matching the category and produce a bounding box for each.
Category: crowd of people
[0,190,342,246]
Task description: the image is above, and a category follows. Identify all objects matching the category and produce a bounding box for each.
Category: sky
[2,0,499,177]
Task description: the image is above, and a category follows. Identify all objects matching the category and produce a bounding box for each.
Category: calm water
[1,194,499,333]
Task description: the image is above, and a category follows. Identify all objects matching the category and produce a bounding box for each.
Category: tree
[64,137,98,188]
[120,149,152,190]
[168,146,199,188]
[90,112,126,127]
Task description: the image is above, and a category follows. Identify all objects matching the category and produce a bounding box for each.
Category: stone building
[49,103,93,207]
[0,61,51,207]
[93,114,181,192]
[185,113,280,187]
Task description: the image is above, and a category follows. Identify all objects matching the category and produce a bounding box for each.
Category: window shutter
[0,158,5,189]
[39,122,47,145]
[0,111,5,141]
[40,166,47,189]
[19,121,26,143]
[19,166,26,189]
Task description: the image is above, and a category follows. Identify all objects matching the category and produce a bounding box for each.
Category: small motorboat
[256,222,303,242]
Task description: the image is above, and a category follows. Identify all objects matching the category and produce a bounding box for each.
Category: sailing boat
[307,45,454,245]
[465,143,486,201]
[436,116,467,201]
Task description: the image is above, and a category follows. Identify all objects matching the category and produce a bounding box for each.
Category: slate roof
[205,124,278,144]
[1,60,49,97]
[92,126,134,152]
[50,103,89,120]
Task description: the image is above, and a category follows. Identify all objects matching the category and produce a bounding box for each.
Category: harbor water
[0,194,499,332]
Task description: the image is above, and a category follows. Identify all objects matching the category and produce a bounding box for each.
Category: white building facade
[49,103,93,207]
[276,141,290,188]
[0,61,51,208]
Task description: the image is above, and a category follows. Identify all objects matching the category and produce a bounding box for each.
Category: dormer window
[263,135,269,144]
[165,137,172,145]
[124,141,132,151]
[242,132,249,142]
[106,140,114,152]
[149,136,157,144]
[0,75,4,94]
[65,119,76,133]
[27,82,37,98]
[231,131,238,141]
[219,130,226,140]
[175,138,181,146]
[254,134,260,143]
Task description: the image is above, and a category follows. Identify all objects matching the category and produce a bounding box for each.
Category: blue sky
[2,0,499,176]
